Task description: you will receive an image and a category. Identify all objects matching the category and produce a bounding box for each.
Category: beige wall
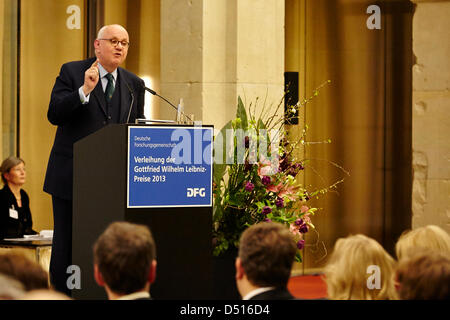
[126,0,161,120]
[1,0,18,160]
[0,1,4,157]
[411,0,450,232]
[20,0,85,231]
[104,0,128,26]
[160,0,203,123]
[161,0,284,131]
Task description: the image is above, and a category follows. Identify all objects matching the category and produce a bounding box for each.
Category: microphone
[125,81,135,123]
[141,85,193,123]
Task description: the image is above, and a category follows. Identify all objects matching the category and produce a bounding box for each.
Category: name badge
[9,207,18,219]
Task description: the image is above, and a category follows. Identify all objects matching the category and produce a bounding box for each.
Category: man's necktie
[104,73,115,102]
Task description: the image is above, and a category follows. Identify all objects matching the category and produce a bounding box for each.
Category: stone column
[411,0,450,232]
[160,0,285,130]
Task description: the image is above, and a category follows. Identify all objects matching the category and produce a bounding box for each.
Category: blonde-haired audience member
[21,289,72,300]
[395,225,450,260]
[0,274,25,299]
[395,250,450,300]
[324,234,397,300]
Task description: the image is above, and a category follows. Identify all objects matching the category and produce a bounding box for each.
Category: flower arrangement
[212,82,347,262]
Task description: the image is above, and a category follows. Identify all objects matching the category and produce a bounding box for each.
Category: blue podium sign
[127,126,213,208]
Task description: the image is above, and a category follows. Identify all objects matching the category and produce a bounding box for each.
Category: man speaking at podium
[44,24,145,294]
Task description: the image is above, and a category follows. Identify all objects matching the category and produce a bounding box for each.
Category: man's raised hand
[82,60,100,96]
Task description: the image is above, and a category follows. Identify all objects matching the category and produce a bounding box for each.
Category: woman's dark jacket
[0,185,36,239]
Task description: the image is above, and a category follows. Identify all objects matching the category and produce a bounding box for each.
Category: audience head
[395,225,450,260]
[395,250,450,300]
[235,222,296,297]
[93,221,157,299]
[0,156,26,187]
[324,234,396,300]
[0,253,49,291]
[21,289,72,300]
[0,274,25,300]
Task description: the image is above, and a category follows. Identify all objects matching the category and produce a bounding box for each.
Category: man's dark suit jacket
[44,57,145,200]
[249,287,295,300]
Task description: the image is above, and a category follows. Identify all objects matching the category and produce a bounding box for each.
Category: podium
[72,124,213,299]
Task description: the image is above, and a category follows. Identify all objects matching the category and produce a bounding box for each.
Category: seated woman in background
[395,225,450,260]
[0,156,37,239]
[324,234,397,300]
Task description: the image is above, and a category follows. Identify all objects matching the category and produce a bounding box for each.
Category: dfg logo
[187,188,206,197]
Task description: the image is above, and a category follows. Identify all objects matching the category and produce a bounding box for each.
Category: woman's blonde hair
[395,225,450,260]
[324,234,397,300]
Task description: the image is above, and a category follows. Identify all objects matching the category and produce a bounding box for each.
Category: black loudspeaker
[284,71,299,125]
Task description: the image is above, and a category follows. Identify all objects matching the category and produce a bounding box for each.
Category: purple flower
[264,218,272,222]
[297,239,305,250]
[261,176,271,185]
[279,158,290,172]
[262,206,272,215]
[294,218,303,226]
[286,162,305,177]
[299,224,309,234]
[303,192,310,201]
[275,197,284,208]
[245,182,254,192]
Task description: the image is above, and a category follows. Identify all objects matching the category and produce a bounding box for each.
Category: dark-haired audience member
[0,156,37,239]
[0,252,49,291]
[93,221,157,300]
[324,234,397,300]
[235,222,297,300]
[395,250,450,300]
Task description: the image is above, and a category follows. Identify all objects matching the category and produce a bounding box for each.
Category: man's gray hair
[97,24,128,39]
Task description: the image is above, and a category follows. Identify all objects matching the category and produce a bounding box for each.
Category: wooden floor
[287,275,328,299]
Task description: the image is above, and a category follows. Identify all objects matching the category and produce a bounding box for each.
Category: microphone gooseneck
[142,85,193,123]
[125,81,135,123]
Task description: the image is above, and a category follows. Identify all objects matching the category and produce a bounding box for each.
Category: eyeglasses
[98,38,130,48]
